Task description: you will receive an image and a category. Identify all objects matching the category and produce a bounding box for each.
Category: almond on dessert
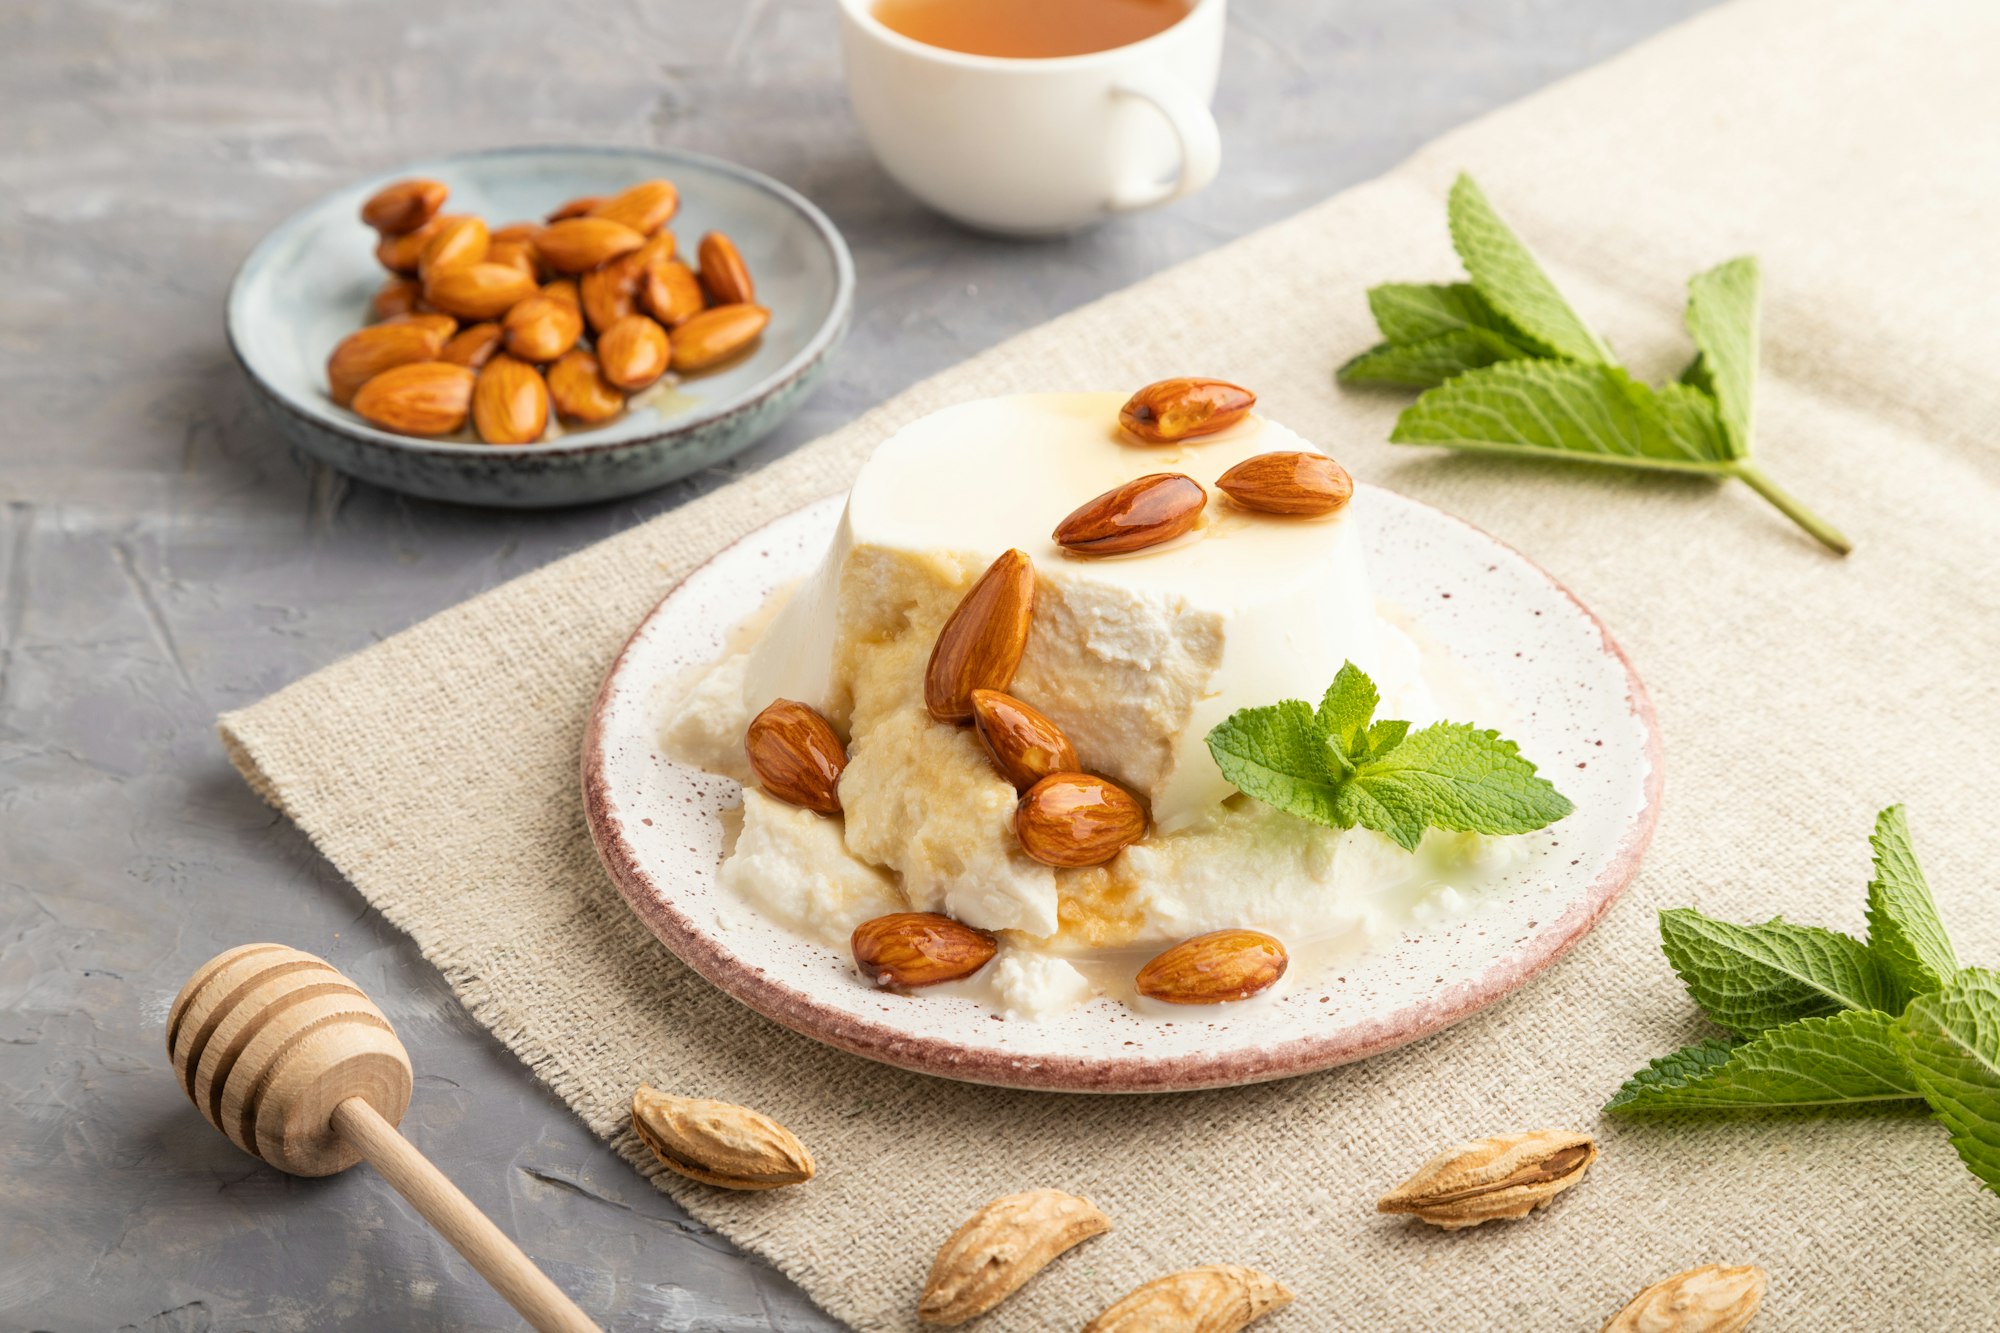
[1053,473,1207,556]
[1015,772,1145,867]
[1215,451,1354,516]
[1135,930,1287,1004]
[924,549,1036,724]
[744,699,847,815]
[1118,377,1256,442]
[852,912,998,987]
[969,689,1077,792]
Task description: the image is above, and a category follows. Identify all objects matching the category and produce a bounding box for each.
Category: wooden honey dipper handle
[330,1098,598,1333]
[168,945,602,1333]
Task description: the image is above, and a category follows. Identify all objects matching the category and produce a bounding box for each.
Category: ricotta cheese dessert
[664,389,1529,1018]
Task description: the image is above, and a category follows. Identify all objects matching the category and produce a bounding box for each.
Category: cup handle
[1107,74,1221,212]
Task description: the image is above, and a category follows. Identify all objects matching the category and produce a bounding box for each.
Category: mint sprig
[1610,807,2000,1199]
[1338,173,1850,554]
[1202,662,1572,852]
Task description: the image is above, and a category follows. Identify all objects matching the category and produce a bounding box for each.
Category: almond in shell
[744,699,847,815]
[918,1189,1111,1326]
[417,214,489,280]
[546,348,626,425]
[422,263,537,321]
[350,361,475,436]
[471,354,549,445]
[326,320,451,406]
[1016,773,1145,868]
[924,549,1035,723]
[1136,930,1287,1004]
[503,292,584,364]
[535,216,646,273]
[1118,377,1257,443]
[630,1085,815,1191]
[360,178,447,235]
[1215,451,1353,516]
[969,689,1078,792]
[852,913,998,988]
[597,313,670,391]
[642,258,706,327]
[591,179,679,235]
[1600,1264,1767,1333]
[1082,1265,1293,1333]
[670,303,768,372]
[697,231,754,305]
[1054,473,1207,556]
[438,321,505,370]
[1377,1129,1596,1230]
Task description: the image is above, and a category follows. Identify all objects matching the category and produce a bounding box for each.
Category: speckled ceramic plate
[583,489,1661,1092]
[227,146,852,508]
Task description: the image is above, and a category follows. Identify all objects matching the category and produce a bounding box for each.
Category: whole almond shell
[439,321,505,370]
[417,215,489,281]
[924,549,1035,723]
[1054,473,1206,556]
[631,1085,815,1191]
[597,314,671,391]
[327,321,450,406]
[360,178,447,235]
[1136,930,1288,1004]
[536,216,646,273]
[503,292,584,364]
[670,303,769,372]
[1600,1265,1766,1333]
[1016,773,1145,868]
[643,258,707,327]
[1082,1266,1293,1333]
[970,690,1078,792]
[744,699,847,815]
[1378,1129,1596,1230]
[852,913,998,988]
[547,349,626,425]
[919,1189,1111,1326]
[592,179,680,235]
[351,361,475,436]
[1118,377,1257,442]
[698,231,755,305]
[1215,451,1353,516]
[375,215,446,275]
[471,354,549,445]
[370,275,425,321]
[423,263,537,321]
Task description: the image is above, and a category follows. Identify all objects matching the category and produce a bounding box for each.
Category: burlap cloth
[220,1,2000,1326]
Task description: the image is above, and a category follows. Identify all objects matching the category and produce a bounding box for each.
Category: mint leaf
[1446,175,1612,365]
[1366,282,1531,344]
[1866,805,1958,997]
[1894,969,2000,1194]
[1658,909,1900,1035]
[1390,360,1739,471]
[1206,663,1571,852]
[1606,1010,1919,1113]
[1683,257,1760,454]
[1337,330,1535,390]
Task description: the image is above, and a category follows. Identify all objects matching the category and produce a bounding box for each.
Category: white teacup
[836,0,1226,235]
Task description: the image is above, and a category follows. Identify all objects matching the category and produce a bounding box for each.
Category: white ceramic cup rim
[837,0,1219,70]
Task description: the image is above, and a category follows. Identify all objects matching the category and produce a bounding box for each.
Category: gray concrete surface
[1,1,1719,1327]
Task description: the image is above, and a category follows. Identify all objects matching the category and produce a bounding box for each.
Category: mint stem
[1732,464,1852,556]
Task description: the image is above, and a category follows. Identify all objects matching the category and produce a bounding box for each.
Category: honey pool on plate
[871,0,1191,59]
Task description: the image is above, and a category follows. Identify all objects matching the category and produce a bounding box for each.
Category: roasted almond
[546,194,605,222]
[490,221,543,247]
[360,177,448,235]
[852,913,998,989]
[631,1085,815,1191]
[1136,930,1287,1004]
[670,303,769,372]
[417,214,489,280]
[597,313,671,391]
[350,361,474,436]
[592,179,680,235]
[1215,451,1353,516]
[502,292,584,364]
[580,246,647,333]
[385,312,458,341]
[369,275,424,321]
[1016,773,1145,868]
[642,258,707,327]
[1054,473,1206,556]
[970,690,1078,792]
[471,354,549,445]
[541,277,581,308]
[326,320,450,406]
[698,231,754,305]
[1119,377,1256,442]
[375,215,446,275]
[422,263,537,321]
[546,348,626,425]
[486,237,541,282]
[744,699,847,815]
[1601,1265,1767,1333]
[438,321,505,370]
[1083,1266,1293,1333]
[1378,1129,1596,1230]
[924,550,1035,723]
[919,1189,1111,1326]
[535,216,646,273]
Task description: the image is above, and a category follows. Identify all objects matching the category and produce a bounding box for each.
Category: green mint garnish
[1894,971,2000,1194]
[1658,908,1902,1037]
[1866,804,1959,996]
[1606,1010,1918,1113]
[1337,173,1850,554]
[1202,661,1572,852]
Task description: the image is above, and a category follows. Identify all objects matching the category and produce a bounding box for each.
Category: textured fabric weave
[221,2,2000,1325]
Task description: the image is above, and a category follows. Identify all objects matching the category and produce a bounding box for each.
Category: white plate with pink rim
[582,487,1662,1093]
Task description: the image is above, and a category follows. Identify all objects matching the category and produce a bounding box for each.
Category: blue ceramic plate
[227,146,853,508]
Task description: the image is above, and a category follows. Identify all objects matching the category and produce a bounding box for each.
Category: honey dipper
[167,943,600,1333]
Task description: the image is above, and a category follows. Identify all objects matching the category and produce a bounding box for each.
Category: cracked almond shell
[919,1189,1111,1326]
[631,1085,814,1190]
